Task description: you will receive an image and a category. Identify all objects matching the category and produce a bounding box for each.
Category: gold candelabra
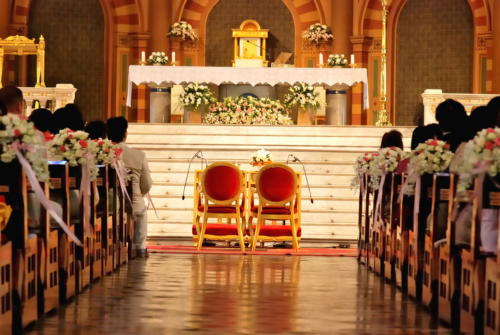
[376,0,392,126]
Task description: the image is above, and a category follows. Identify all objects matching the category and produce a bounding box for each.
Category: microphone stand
[287,154,314,204]
[182,150,205,200]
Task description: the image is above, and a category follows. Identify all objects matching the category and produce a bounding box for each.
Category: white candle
[172,51,176,64]
[319,53,323,65]
[350,53,355,64]
[141,51,145,63]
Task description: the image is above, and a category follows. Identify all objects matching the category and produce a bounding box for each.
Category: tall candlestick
[319,53,323,66]
[172,51,176,64]
[350,54,355,65]
[141,51,146,64]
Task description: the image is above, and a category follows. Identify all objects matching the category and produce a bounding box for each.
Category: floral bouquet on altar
[203,96,293,125]
[369,147,407,189]
[302,23,334,44]
[167,21,198,41]
[328,54,348,67]
[94,139,122,165]
[283,82,321,110]
[180,82,216,109]
[351,152,379,189]
[48,129,99,181]
[250,149,273,167]
[148,52,169,65]
[0,114,49,182]
[452,128,500,194]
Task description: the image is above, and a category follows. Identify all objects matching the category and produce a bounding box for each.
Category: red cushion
[0,195,5,203]
[250,205,298,215]
[198,204,244,213]
[204,166,240,201]
[246,225,302,237]
[259,167,294,202]
[192,223,239,236]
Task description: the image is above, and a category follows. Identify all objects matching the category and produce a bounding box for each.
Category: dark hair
[107,116,128,143]
[410,123,443,150]
[28,108,52,132]
[0,85,23,111]
[84,120,107,140]
[435,99,467,132]
[469,106,494,134]
[486,96,500,127]
[380,130,403,150]
[52,104,84,133]
[0,101,7,116]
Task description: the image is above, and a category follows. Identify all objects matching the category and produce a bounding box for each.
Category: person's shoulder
[122,145,146,159]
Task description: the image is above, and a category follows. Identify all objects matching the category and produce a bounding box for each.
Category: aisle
[28,255,450,334]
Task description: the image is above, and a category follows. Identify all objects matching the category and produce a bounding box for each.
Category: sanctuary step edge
[127,124,413,242]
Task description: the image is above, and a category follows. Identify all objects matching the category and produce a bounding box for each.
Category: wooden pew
[407,174,433,301]
[91,167,103,281]
[99,165,115,275]
[117,175,130,265]
[0,162,38,330]
[367,188,377,272]
[384,174,402,282]
[373,176,390,276]
[438,173,461,328]
[108,168,119,270]
[483,177,500,335]
[395,173,410,291]
[0,192,13,334]
[358,174,369,265]
[48,162,75,302]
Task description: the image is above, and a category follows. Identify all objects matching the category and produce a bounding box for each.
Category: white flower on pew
[0,114,49,182]
[94,138,122,166]
[351,152,379,189]
[369,147,407,189]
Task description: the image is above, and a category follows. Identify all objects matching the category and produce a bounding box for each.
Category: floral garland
[369,147,407,189]
[48,129,99,181]
[328,54,348,67]
[0,114,49,182]
[148,52,169,65]
[302,23,334,44]
[250,148,273,167]
[351,152,379,189]
[180,82,216,109]
[283,82,321,110]
[203,96,293,125]
[452,128,500,194]
[167,21,198,41]
[94,138,122,165]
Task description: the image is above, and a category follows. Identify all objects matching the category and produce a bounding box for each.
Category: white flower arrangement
[409,139,453,176]
[369,147,407,189]
[328,54,348,67]
[250,149,273,167]
[451,128,500,194]
[302,23,334,44]
[48,129,99,181]
[203,96,293,126]
[167,21,198,41]
[148,52,169,65]
[351,152,379,189]
[283,82,321,110]
[0,114,49,182]
[94,139,122,166]
[180,82,216,109]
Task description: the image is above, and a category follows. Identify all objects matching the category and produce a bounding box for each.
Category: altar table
[126,66,369,125]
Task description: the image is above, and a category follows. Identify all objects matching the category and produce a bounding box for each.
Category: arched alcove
[396,0,473,125]
[205,0,294,67]
[28,0,105,122]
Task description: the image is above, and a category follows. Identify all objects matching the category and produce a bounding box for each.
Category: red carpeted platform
[147,245,357,257]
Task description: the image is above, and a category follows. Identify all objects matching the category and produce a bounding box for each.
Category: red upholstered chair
[196,162,246,251]
[249,163,300,252]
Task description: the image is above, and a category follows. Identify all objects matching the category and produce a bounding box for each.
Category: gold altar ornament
[232,20,268,67]
[0,35,46,88]
[375,0,392,126]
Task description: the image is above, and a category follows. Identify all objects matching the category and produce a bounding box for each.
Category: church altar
[126,65,369,125]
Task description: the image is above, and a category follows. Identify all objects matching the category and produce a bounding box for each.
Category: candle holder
[318,63,325,68]
[139,60,147,66]
[348,63,358,68]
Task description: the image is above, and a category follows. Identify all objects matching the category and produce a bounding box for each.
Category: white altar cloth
[126,65,369,109]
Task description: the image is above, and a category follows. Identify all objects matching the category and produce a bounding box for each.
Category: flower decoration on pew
[204,96,293,125]
[302,23,334,44]
[94,138,122,165]
[0,114,49,182]
[180,82,216,109]
[250,148,273,167]
[452,127,500,194]
[283,82,321,110]
[351,152,379,189]
[409,139,453,175]
[167,21,198,41]
[148,52,169,65]
[328,54,348,67]
[48,128,99,180]
[369,147,407,189]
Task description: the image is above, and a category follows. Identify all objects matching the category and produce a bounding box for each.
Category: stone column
[149,87,171,123]
[493,0,500,93]
[326,89,347,125]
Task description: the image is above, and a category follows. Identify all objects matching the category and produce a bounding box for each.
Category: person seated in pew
[28,108,53,133]
[85,120,107,140]
[51,103,85,134]
[435,99,469,152]
[0,101,7,116]
[0,85,25,115]
[107,116,152,257]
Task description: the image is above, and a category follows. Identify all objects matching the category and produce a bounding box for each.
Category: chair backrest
[201,162,243,205]
[256,163,297,206]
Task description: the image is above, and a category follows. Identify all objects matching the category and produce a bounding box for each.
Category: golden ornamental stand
[0,35,46,88]
[376,0,392,126]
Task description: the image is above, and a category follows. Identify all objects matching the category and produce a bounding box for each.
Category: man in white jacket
[107,117,152,257]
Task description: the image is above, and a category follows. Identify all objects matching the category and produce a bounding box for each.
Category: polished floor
[28,254,452,335]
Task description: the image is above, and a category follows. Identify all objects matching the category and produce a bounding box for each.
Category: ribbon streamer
[374,173,386,229]
[112,159,132,205]
[79,153,93,238]
[147,192,159,219]
[12,144,82,246]
[413,176,421,238]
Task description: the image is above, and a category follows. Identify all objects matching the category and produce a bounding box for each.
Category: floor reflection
[28,254,452,335]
